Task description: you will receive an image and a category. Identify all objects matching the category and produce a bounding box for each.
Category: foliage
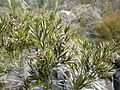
[0,0,119,90]
[0,1,72,89]
[79,0,91,5]
[69,37,116,90]
[93,10,120,43]
[0,0,8,6]
[22,11,72,89]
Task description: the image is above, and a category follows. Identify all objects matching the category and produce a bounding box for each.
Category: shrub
[69,36,116,90]
[94,10,120,42]
[0,0,118,90]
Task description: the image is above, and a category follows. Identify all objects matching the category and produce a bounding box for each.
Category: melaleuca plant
[21,11,72,89]
[68,37,117,90]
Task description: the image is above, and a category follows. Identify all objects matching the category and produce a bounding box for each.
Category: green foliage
[0,1,119,90]
[22,11,72,89]
[69,37,116,89]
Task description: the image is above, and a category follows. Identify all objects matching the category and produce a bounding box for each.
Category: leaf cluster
[94,10,120,42]
[69,37,116,89]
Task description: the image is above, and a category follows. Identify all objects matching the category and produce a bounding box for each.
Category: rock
[32,85,47,90]
[60,10,77,24]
